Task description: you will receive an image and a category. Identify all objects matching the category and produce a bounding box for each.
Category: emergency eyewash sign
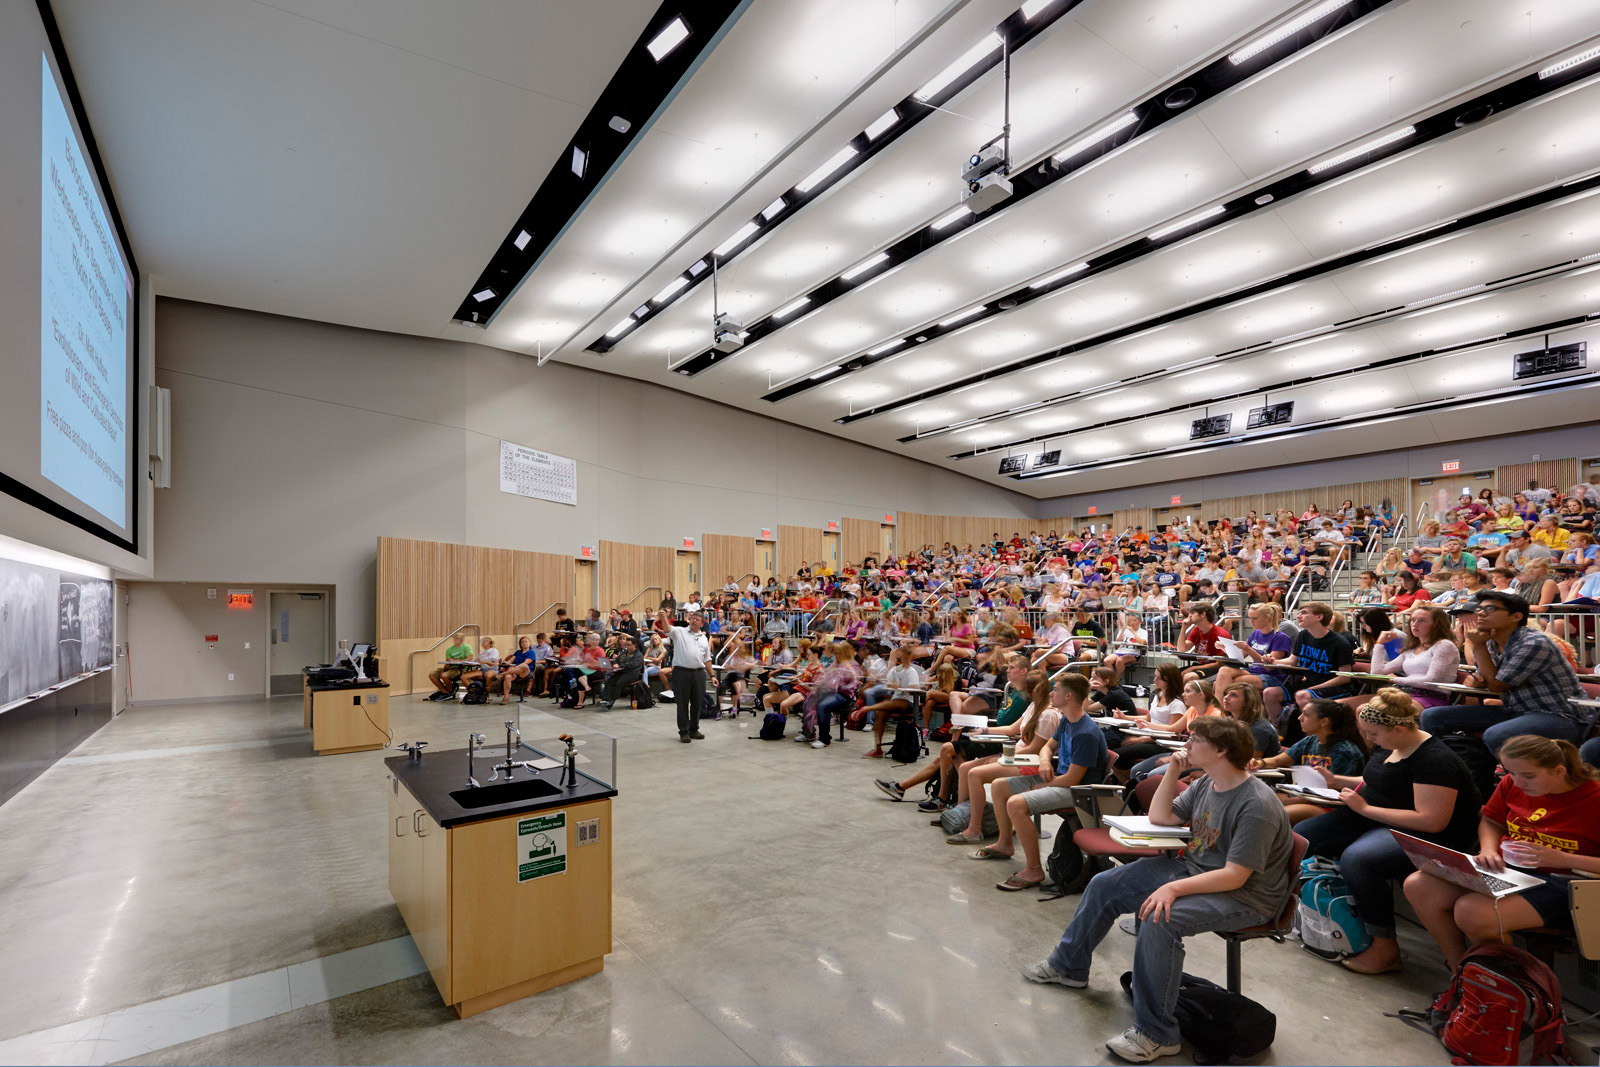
[516,812,567,882]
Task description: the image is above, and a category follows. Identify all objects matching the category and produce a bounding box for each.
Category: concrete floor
[0,693,1590,1066]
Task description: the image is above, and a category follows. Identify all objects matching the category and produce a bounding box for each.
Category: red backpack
[1396,944,1572,1065]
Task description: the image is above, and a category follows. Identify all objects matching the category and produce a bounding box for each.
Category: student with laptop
[1297,688,1482,975]
[1402,734,1600,969]
[1022,716,1292,1063]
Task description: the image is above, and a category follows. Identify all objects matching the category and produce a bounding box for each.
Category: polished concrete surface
[0,693,1592,1065]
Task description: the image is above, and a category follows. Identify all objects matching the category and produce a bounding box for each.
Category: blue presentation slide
[40,52,128,528]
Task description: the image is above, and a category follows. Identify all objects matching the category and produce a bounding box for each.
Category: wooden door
[881,524,895,557]
[823,532,841,570]
[755,541,775,584]
[1410,477,1455,527]
[573,561,595,618]
[675,551,699,600]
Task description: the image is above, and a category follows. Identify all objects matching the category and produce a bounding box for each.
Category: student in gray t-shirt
[1023,717,1294,1064]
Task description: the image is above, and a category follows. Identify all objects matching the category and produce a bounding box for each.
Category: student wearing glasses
[1419,591,1586,752]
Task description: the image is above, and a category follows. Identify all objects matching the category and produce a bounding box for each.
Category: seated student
[641,633,667,688]
[427,631,475,700]
[1213,603,1291,696]
[1103,612,1149,681]
[1064,608,1106,660]
[857,647,926,758]
[1420,591,1585,751]
[802,641,863,749]
[1276,602,1357,725]
[1299,688,1482,975]
[1404,734,1600,969]
[1388,569,1432,611]
[982,673,1109,892]
[1350,569,1387,606]
[1254,699,1368,824]
[1222,682,1280,760]
[1176,601,1231,682]
[946,670,1057,843]
[1022,716,1293,1064]
[1085,666,1138,718]
[497,636,537,705]
[460,637,501,689]
[598,633,645,710]
[762,642,820,722]
[1359,604,1459,711]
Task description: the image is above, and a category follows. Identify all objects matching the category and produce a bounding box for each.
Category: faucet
[397,740,428,763]
[466,732,485,788]
[491,720,522,781]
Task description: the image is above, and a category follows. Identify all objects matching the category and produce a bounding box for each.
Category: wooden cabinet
[309,685,389,754]
[386,776,610,1017]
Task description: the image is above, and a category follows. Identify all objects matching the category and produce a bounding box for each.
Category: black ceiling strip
[449,1,747,327]
[585,0,1093,354]
[1007,371,1600,484]
[943,306,1594,462]
[665,0,1394,378]
[778,40,1597,410]
[822,78,1600,423]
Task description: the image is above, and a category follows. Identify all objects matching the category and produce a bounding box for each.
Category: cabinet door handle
[413,810,427,836]
[394,815,405,838]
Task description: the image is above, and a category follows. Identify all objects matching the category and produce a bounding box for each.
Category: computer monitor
[351,643,371,660]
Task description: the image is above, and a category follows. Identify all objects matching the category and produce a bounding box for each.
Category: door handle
[413,810,427,836]
[394,815,405,838]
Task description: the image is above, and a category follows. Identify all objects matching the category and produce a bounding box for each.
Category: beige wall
[127,582,267,704]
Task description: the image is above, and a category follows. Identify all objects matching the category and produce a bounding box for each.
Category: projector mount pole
[1002,34,1011,174]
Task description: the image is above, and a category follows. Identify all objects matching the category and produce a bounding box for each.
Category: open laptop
[1393,831,1544,898]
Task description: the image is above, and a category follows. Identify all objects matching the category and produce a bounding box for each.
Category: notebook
[1102,814,1192,838]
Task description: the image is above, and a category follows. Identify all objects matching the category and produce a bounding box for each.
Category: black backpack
[629,680,653,709]
[757,712,786,740]
[889,717,922,763]
[1120,971,1276,1064]
[700,692,719,721]
[1040,812,1099,899]
[1437,733,1495,805]
[461,678,488,705]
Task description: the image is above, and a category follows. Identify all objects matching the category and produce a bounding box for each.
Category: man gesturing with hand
[1022,717,1294,1064]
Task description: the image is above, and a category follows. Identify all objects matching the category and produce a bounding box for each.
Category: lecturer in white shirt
[667,613,711,743]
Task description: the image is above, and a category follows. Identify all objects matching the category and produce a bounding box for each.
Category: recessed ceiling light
[714,221,760,257]
[1029,263,1088,288]
[810,366,842,380]
[842,253,890,280]
[867,339,905,356]
[646,16,691,62]
[605,318,635,339]
[933,206,972,230]
[513,230,532,251]
[1539,44,1600,78]
[570,146,587,178]
[1228,0,1353,65]
[1052,112,1138,163]
[915,32,1002,102]
[773,297,811,320]
[1020,0,1056,20]
[633,304,651,318]
[865,108,898,140]
[471,288,496,302]
[760,197,786,221]
[1148,205,1225,241]
[688,259,708,276]
[939,306,985,327]
[653,277,688,303]
[1308,126,1416,174]
[796,146,859,192]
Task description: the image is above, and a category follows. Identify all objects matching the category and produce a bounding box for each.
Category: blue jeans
[1582,738,1600,768]
[1045,857,1269,1046]
[1297,809,1412,939]
[1419,704,1582,755]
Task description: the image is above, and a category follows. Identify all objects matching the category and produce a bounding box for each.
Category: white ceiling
[54,0,1600,498]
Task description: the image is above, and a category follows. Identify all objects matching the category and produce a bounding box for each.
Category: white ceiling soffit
[48,0,660,337]
[479,0,1026,356]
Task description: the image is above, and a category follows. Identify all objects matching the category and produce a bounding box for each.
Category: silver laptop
[1392,831,1544,899]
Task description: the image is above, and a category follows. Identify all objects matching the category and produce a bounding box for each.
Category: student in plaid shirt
[1421,590,1585,753]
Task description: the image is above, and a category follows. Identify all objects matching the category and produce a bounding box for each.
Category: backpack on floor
[1393,944,1572,1066]
[558,688,580,709]
[1438,732,1496,806]
[1121,971,1276,1065]
[1040,812,1100,899]
[701,692,719,721]
[756,711,786,740]
[1296,856,1371,960]
[939,800,998,837]
[461,678,488,706]
[889,717,922,764]
[629,680,653,709]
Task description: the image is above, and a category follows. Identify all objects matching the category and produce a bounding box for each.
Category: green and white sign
[516,811,567,883]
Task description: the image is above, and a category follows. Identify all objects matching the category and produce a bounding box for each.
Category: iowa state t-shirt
[1482,776,1600,871]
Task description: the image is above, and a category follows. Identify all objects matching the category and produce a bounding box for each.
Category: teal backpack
[1296,856,1371,960]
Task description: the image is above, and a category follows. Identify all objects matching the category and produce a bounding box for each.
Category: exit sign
[1441,460,1461,473]
[882,513,896,525]
[825,520,839,532]
[1087,506,1098,515]
[226,590,253,609]
[1170,495,1182,506]
[758,529,774,541]
[577,545,596,560]
[681,537,697,550]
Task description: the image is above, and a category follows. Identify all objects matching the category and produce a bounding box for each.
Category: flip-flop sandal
[969,847,1013,860]
[996,875,1045,891]
[945,832,985,845]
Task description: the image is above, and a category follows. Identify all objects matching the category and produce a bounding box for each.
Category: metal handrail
[1283,564,1310,613]
[617,585,664,614]
[513,602,567,644]
[1029,636,1073,667]
[408,622,481,693]
[1414,499,1431,531]
[713,626,754,668]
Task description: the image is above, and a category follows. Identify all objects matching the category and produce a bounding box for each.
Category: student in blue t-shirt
[1255,699,1368,824]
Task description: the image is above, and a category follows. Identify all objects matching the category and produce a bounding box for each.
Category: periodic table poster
[499,440,577,506]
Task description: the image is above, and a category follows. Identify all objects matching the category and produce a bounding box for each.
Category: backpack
[1296,856,1371,960]
[756,711,786,740]
[889,717,922,764]
[629,680,653,709]
[1121,971,1276,1064]
[1040,811,1099,899]
[940,800,998,837]
[1437,733,1496,807]
[558,688,580,709]
[701,692,719,721]
[1394,944,1572,1066]
[461,678,488,706]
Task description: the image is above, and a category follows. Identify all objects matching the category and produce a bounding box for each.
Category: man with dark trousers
[599,633,644,710]
[667,612,710,743]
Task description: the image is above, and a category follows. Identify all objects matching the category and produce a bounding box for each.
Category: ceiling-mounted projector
[962,172,1013,213]
[963,144,1006,183]
[713,313,747,352]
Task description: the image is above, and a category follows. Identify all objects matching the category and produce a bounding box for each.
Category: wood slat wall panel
[777,526,825,576]
[842,518,878,565]
[701,534,750,594]
[377,537,577,649]
[598,540,674,614]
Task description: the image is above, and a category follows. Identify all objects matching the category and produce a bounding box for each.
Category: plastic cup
[1499,841,1539,869]
[1002,741,1016,762]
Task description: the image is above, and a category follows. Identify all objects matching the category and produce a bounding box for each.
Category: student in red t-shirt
[1403,734,1600,969]
[1177,601,1231,682]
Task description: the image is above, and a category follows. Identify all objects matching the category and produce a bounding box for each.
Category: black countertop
[385,747,617,828]
[308,678,390,693]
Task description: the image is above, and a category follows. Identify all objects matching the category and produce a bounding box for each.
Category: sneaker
[794,733,814,743]
[1020,960,1086,989]
[1104,1027,1181,1063]
[428,691,451,702]
[860,747,884,759]
[875,780,906,801]
[1118,916,1139,937]
[917,798,946,813]
[596,702,612,712]
[810,740,827,749]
